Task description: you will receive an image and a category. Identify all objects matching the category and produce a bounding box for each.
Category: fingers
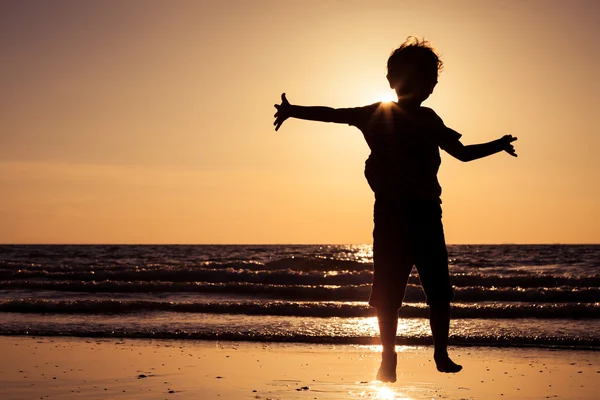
[274,93,289,131]
[501,135,518,156]
[506,144,517,157]
[505,135,517,156]
[274,116,285,131]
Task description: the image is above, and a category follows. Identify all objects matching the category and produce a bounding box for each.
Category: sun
[361,86,397,104]
[377,89,397,103]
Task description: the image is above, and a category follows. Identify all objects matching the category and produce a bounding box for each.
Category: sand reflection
[373,384,413,399]
[351,383,415,400]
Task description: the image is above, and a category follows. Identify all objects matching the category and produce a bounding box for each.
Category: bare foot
[434,353,462,373]
[376,352,397,382]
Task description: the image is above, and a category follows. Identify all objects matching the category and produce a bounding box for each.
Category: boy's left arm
[425,108,517,161]
[442,134,518,162]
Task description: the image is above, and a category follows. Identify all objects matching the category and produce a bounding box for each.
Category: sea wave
[2,245,599,271]
[0,280,598,303]
[0,327,597,349]
[1,299,598,319]
[1,266,599,288]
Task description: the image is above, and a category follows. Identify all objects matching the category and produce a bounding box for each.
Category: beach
[0,336,598,400]
[1,245,599,399]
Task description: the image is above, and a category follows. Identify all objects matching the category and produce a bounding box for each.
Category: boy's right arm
[274,93,355,131]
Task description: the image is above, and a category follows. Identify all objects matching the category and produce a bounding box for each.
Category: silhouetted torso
[346,102,461,202]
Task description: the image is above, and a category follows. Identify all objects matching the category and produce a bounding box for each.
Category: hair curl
[387,36,443,84]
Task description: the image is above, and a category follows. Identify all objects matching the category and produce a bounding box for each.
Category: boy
[273,36,517,382]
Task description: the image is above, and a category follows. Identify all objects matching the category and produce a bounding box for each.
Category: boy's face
[387,68,437,105]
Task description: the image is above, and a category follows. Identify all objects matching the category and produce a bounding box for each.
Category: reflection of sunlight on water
[332,244,373,263]
[340,317,430,342]
[353,383,414,400]
[373,385,396,399]
[357,344,423,353]
[360,344,419,353]
[352,244,373,263]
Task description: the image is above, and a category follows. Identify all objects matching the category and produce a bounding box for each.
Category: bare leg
[376,307,398,382]
[429,303,462,373]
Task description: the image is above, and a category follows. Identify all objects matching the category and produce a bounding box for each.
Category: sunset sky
[1,0,599,244]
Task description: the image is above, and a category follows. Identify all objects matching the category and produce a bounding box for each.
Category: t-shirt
[344,102,461,202]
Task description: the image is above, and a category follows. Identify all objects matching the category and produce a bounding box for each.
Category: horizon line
[1,243,599,246]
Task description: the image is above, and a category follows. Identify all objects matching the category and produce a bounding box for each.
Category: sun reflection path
[352,382,415,400]
[374,385,407,400]
[340,317,430,342]
[332,244,373,263]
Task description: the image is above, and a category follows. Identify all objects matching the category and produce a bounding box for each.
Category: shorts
[368,195,454,309]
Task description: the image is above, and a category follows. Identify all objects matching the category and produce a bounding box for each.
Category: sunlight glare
[378,90,397,103]
[350,317,429,345]
[364,88,397,104]
[374,386,396,399]
[369,384,414,400]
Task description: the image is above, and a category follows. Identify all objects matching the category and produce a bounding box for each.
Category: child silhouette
[274,36,517,382]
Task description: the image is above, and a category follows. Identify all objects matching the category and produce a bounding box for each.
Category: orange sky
[1,0,599,244]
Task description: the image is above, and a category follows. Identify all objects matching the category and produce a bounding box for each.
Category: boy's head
[387,36,443,104]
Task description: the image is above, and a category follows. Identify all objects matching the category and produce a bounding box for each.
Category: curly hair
[387,36,443,84]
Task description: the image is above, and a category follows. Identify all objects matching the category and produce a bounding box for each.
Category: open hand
[274,93,291,131]
[500,134,518,157]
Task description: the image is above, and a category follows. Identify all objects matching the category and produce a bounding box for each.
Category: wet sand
[0,336,598,399]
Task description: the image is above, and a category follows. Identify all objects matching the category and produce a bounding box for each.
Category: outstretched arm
[443,135,518,161]
[274,93,355,131]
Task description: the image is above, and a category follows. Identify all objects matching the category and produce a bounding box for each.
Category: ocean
[0,245,598,350]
